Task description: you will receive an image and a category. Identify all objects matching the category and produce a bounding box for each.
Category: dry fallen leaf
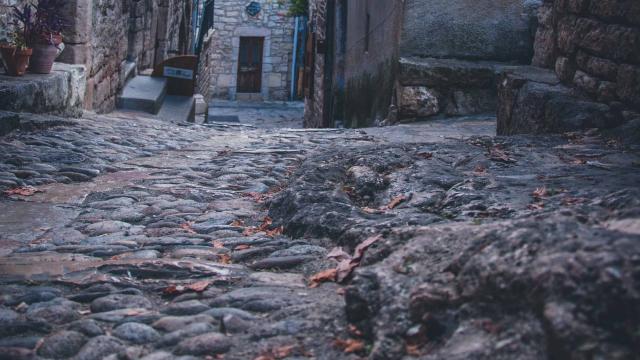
[473,164,487,175]
[180,222,196,234]
[334,338,365,353]
[272,344,296,358]
[488,146,516,163]
[308,268,337,288]
[186,280,210,292]
[212,240,225,249]
[405,344,421,356]
[218,254,232,264]
[3,186,42,196]
[532,187,548,199]
[335,235,382,283]
[234,244,251,250]
[230,219,245,227]
[361,206,382,214]
[561,196,586,206]
[387,195,408,209]
[326,247,351,262]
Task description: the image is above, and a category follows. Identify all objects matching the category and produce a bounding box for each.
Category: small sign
[163,66,194,80]
[246,1,261,17]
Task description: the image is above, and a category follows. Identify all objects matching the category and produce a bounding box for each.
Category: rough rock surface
[0,110,638,359]
[0,63,86,118]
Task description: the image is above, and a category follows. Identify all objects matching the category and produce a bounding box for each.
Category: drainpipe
[290,16,300,101]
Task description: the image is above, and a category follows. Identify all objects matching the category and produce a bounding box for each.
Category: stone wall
[342,0,403,128]
[197,28,215,101]
[533,0,640,110]
[57,0,190,113]
[303,0,327,128]
[206,0,294,101]
[401,0,539,62]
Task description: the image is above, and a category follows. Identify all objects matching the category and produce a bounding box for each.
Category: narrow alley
[1,0,640,359]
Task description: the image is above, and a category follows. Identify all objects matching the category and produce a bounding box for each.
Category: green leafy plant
[285,0,308,16]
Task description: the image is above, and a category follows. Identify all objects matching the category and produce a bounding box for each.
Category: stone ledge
[497,66,623,135]
[0,62,86,118]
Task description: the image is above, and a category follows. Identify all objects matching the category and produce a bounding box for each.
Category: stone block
[444,89,496,116]
[61,0,92,43]
[589,0,640,27]
[398,57,496,88]
[497,68,621,135]
[580,22,640,63]
[573,70,599,95]
[0,63,86,117]
[398,86,440,118]
[0,111,20,136]
[616,64,640,108]
[555,56,576,83]
[575,51,618,81]
[532,26,557,68]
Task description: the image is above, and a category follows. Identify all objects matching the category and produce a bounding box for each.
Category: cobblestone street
[0,111,639,359]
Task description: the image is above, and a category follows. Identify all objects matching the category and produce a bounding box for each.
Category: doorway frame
[230,26,272,100]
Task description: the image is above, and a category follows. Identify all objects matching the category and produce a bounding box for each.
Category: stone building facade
[1,0,191,113]
[532,0,640,110]
[205,0,295,101]
[304,0,541,128]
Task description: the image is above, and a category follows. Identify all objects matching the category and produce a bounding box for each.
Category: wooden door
[237,37,264,93]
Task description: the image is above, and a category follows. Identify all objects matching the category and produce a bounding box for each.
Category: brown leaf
[326,247,351,262]
[212,240,225,249]
[406,344,421,356]
[334,338,365,353]
[163,284,185,295]
[234,244,251,250]
[180,222,196,234]
[353,235,382,261]
[488,146,516,163]
[335,235,382,283]
[361,206,382,214]
[336,260,358,283]
[532,187,548,199]
[218,254,231,264]
[348,324,363,337]
[264,225,283,237]
[308,268,337,288]
[272,345,296,358]
[561,196,586,206]
[3,186,42,196]
[230,219,245,227]
[387,195,408,209]
[473,164,487,175]
[186,280,210,292]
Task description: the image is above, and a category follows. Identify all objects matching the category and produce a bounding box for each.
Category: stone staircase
[117,71,196,123]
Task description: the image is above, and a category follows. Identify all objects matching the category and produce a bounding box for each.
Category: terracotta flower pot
[29,34,64,74]
[0,45,33,76]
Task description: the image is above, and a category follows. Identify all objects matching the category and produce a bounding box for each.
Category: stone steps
[158,95,196,123]
[116,76,168,114]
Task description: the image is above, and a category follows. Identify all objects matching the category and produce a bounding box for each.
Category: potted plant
[0,5,34,76]
[29,0,69,74]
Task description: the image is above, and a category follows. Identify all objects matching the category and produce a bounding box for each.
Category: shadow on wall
[344,58,397,128]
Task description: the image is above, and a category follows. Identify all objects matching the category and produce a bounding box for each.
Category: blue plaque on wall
[246,1,261,16]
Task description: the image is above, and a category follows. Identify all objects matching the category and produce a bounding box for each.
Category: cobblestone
[0,111,638,359]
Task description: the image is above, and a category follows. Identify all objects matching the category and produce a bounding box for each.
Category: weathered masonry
[1,0,192,113]
[204,0,296,101]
